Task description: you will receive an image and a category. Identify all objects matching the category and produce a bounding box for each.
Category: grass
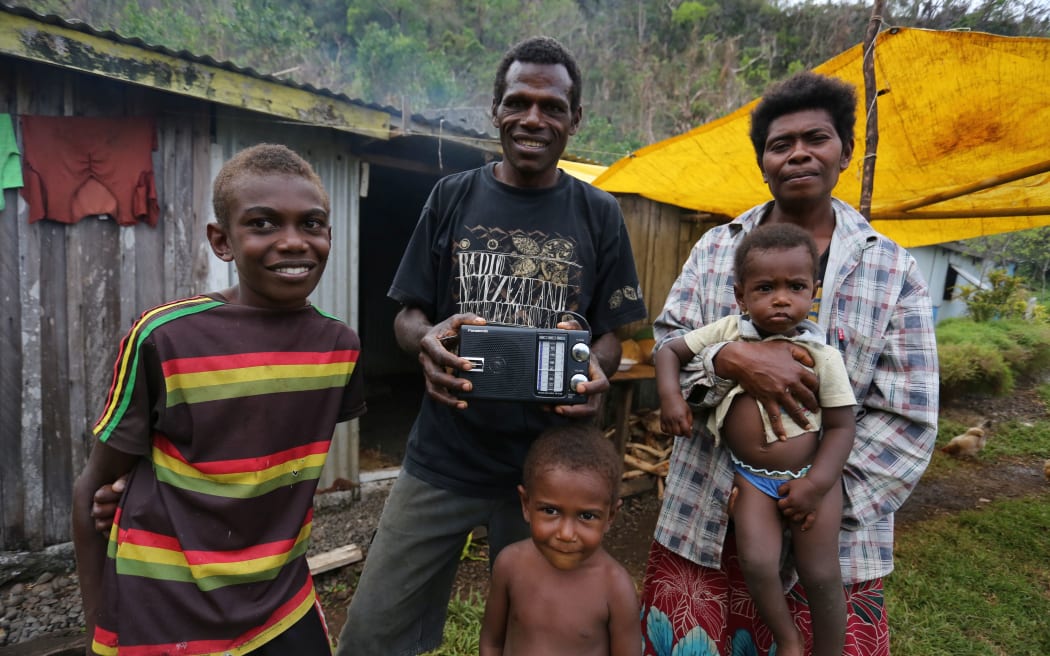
[425,412,1050,656]
[930,399,1050,481]
[887,411,1050,655]
[423,592,486,656]
[886,497,1050,655]
[427,498,1050,656]
[1038,382,1050,407]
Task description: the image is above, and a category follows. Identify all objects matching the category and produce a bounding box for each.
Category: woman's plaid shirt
[652,199,939,584]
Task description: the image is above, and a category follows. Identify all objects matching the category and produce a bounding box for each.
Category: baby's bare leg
[731,475,803,656]
[790,481,846,656]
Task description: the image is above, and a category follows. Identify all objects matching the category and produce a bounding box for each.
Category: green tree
[110,0,317,76]
[1006,228,1050,293]
[13,0,1049,157]
[965,228,1050,294]
[350,22,460,107]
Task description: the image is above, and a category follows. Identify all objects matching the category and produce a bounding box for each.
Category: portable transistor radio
[456,324,591,404]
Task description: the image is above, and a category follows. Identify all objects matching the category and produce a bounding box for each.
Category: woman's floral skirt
[640,538,889,656]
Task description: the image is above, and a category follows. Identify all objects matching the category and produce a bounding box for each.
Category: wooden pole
[875,206,1050,221]
[859,0,885,220]
[878,159,1050,214]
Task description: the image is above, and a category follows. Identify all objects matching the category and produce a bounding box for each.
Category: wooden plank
[645,200,664,321]
[0,632,85,656]
[307,544,363,576]
[0,104,23,548]
[62,197,89,484]
[133,116,166,315]
[618,195,656,336]
[189,108,213,294]
[652,203,681,318]
[359,467,401,484]
[619,475,656,499]
[0,63,20,547]
[13,64,58,550]
[79,218,123,449]
[110,70,141,328]
[16,177,43,549]
[122,84,161,319]
[37,220,72,543]
[161,116,182,301]
[170,110,195,299]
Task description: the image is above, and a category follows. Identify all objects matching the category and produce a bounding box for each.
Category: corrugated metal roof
[1,3,617,160]
[0,2,494,142]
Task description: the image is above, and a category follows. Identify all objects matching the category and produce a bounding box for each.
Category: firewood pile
[610,408,673,498]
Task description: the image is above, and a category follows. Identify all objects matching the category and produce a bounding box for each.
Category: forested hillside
[14,0,1050,162]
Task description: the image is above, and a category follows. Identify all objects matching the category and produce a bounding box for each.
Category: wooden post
[860,0,885,220]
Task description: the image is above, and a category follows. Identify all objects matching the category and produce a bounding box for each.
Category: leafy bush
[938,340,1013,398]
[936,318,1050,399]
[955,270,1034,322]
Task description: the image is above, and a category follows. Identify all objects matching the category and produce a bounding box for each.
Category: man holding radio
[335,35,648,655]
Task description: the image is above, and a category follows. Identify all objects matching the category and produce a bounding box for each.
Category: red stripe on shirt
[152,435,330,474]
[162,350,359,376]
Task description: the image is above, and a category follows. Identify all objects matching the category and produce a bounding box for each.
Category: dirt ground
[6,388,1044,655]
[896,385,1050,528]
[314,384,1050,644]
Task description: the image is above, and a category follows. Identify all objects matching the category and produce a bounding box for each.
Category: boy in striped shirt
[72,144,365,655]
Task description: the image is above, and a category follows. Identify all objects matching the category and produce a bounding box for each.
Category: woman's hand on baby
[716,340,819,439]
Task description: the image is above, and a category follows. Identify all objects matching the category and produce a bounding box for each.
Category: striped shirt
[90,295,365,655]
[653,199,939,584]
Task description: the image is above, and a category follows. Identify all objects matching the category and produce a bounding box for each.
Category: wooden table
[608,363,655,457]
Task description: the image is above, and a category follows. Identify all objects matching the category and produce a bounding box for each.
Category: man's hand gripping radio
[454,324,591,404]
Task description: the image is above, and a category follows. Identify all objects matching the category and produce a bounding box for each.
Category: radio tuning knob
[571,343,590,362]
[570,373,589,391]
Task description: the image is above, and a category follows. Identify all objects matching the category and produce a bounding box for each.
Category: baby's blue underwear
[730,453,811,500]
[734,463,788,499]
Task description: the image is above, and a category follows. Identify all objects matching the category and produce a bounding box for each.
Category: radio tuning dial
[571,343,590,363]
[570,373,589,391]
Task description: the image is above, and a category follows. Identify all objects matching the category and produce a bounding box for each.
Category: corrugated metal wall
[213,117,363,490]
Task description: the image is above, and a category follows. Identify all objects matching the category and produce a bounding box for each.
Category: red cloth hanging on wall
[20,115,159,226]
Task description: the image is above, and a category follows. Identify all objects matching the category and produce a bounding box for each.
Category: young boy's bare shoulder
[590,548,637,592]
[492,537,539,575]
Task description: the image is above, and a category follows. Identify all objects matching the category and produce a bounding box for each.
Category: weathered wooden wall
[615,194,722,336]
[0,58,213,550]
[0,44,727,552]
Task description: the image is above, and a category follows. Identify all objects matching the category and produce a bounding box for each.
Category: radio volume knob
[571,343,590,362]
[570,373,589,391]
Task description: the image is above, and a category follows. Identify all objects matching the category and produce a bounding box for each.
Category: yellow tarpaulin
[592,28,1050,248]
[559,159,608,184]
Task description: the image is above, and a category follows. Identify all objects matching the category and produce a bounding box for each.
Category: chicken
[1043,459,1050,482]
[940,424,989,458]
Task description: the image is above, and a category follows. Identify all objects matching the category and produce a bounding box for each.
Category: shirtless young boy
[480,424,642,656]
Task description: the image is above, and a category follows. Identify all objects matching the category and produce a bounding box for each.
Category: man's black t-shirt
[389,163,648,497]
